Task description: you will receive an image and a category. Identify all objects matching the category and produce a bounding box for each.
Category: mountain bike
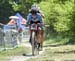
[30,21,42,56]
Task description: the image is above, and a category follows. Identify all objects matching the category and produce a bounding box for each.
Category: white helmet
[31,4,38,10]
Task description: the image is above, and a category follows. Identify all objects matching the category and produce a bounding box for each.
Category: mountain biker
[27,6,44,49]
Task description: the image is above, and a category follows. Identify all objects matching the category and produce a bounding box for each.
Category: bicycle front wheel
[31,31,35,56]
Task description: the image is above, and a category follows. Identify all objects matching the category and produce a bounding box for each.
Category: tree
[39,0,74,32]
[39,0,75,44]
[0,0,14,24]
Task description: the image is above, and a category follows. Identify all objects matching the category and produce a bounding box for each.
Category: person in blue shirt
[27,7,43,24]
[27,6,44,50]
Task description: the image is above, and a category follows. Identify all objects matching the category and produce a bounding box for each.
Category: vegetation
[39,0,75,44]
[0,0,75,44]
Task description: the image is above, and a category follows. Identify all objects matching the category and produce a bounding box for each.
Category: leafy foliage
[39,0,75,44]
[0,0,75,44]
[39,0,74,32]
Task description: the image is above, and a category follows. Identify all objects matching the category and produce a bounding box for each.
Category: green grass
[45,37,69,46]
[0,46,31,60]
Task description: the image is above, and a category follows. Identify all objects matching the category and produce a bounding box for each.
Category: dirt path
[6,39,75,61]
[24,44,75,61]
[8,51,44,61]
[7,40,45,61]
[6,40,60,61]
[4,40,75,61]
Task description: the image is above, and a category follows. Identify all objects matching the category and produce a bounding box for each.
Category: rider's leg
[29,34,32,44]
[29,30,32,45]
[36,30,42,50]
[38,30,44,51]
[41,30,44,49]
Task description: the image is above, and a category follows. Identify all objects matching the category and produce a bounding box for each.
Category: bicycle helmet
[30,7,38,14]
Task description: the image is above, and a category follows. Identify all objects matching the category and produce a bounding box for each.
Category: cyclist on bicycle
[27,6,43,48]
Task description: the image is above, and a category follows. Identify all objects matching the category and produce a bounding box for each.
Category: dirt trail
[7,40,45,61]
[5,40,75,61]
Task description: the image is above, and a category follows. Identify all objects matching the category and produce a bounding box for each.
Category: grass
[0,46,31,60]
[45,37,69,46]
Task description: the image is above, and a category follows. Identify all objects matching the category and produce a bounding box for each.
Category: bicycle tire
[31,31,35,56]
